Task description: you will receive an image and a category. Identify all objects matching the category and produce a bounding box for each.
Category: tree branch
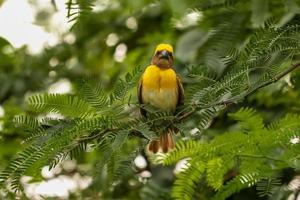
[176,61,300,121]
[82,61,300,139]
[215,61,300,106]
[246,61,300,96]
[237,154,286,163]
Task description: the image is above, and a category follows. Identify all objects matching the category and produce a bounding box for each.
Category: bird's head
[151,43,174,68]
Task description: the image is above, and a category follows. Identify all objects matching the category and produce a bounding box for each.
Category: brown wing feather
[137,78,143,104]
[176,75,184,107]
[137,77,147,116]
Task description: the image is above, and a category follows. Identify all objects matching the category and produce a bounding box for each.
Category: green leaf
[27,93,95,118]
[256,177,281,197]
[207,157,225,190]
[172,160,206,200]
[112,131,129,150]
[228,107,264,132]
[251,0,269,28]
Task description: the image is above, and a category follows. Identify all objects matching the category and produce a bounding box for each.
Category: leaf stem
[178,61,300,121]
[237,154,285,163]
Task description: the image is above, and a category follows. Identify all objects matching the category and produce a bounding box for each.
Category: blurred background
[1,0,300,199]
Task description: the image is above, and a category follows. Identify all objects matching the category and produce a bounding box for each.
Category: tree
[1,0,300,199]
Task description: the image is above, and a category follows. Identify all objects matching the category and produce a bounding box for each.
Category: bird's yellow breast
[141,65,178,111]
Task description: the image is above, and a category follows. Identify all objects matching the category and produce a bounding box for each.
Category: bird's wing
[137,77,143,104]
[137,77,147,116]
[176,75,184,107]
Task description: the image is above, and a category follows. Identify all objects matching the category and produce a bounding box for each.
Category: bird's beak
[158,50,170,59]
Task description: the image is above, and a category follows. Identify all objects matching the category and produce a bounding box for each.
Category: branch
[246,61,300,96]
[237,154,286,163]
[176,105,196,121]
[77,61,300,139]
[177,61,300,121]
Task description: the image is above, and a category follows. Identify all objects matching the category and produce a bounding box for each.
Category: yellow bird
[138,44,184,153]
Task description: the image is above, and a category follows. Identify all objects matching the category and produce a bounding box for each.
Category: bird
[137,43,184,153]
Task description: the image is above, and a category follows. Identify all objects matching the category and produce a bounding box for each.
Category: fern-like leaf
[27,93,95,118]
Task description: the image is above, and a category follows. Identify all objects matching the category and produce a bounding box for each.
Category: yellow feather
[141,65,178,112]
[155,44,173,54]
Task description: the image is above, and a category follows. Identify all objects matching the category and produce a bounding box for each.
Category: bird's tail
[148,129,175,153]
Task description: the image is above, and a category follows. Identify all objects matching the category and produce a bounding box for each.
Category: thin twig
[237,154,286,163]
[177,61,300,121]
[246,61,300,96]
[74,61,300,141]
[176,106,196,121]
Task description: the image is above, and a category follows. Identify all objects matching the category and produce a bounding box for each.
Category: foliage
[1,0,300,199]
[158,108,300,199]
[1,21,300,197]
